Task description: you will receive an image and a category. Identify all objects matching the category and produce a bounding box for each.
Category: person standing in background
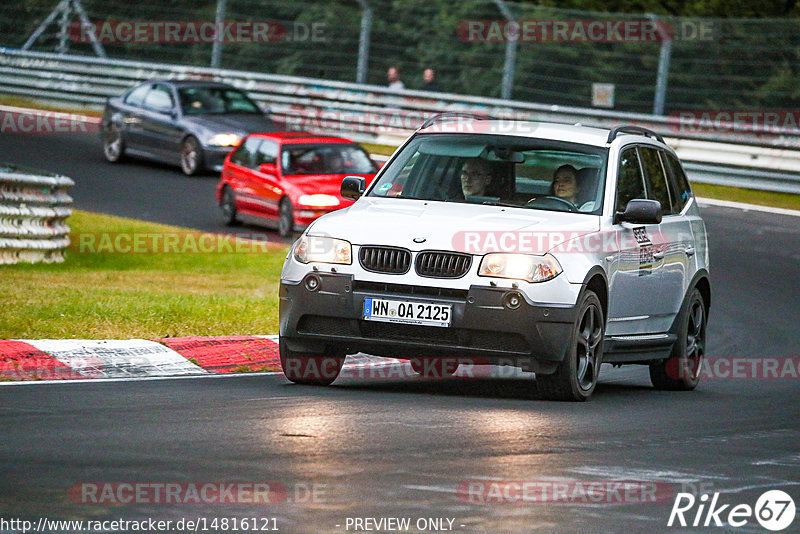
[421,68,441,92]
[386,66,405,90]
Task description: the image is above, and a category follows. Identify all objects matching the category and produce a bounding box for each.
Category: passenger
[550,164,580,204]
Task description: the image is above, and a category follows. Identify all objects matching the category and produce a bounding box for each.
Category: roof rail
[607,125,664,144]
[420,112,490,130]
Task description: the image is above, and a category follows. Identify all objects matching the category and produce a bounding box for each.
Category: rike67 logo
[668,490,795,531]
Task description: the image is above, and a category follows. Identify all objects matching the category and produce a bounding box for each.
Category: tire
[220,186,240,226]
[278,199,295,238]
[650,289,706,391]
[180,136,204,176]
[410,358,459,378]
[280,342,344,386]
[537,290,604,401]
[102,123,125,163]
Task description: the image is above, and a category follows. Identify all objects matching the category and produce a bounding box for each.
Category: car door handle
[652,251,665,260]
[685,247,695,256]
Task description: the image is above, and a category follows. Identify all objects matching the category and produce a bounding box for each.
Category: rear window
[124,84,150,107]
[229,137,262,168]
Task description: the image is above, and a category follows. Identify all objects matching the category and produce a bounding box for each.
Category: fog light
[504,291,522,310]
[304,274,321,292]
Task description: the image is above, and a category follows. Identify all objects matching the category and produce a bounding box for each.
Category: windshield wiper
[478,200,522,208]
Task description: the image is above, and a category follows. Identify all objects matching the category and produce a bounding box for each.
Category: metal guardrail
[0,165,73,264]
[1,47,799,194]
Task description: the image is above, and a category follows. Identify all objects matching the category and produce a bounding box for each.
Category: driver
[550,164,580,204]
[460,159,497,197]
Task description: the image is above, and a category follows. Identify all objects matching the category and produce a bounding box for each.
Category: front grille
[359,246,411,274]
[415,251,472,278]
[295,315,530,354]
[353,281,469,300]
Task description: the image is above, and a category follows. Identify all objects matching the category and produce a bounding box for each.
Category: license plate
[363,297,451,328]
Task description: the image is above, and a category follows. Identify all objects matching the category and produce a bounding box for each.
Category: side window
[124,84,151,107]
[143,84,174,113]
[229,137,261,168]
[254,140,278,167]
[615,147,646,213]
[662,152,693,212]
[639,147,674,214]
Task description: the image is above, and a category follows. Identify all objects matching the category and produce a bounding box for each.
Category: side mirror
[341,176,366,200]
[616,199,662,225]
[259,163,277,175]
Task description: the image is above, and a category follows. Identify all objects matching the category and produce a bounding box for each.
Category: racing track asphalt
[1,131,799,532]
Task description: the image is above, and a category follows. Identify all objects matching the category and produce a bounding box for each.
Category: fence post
[650,13,672,116]
[356,0,373,84]
[493,0,517,100]
[211,0,227,69]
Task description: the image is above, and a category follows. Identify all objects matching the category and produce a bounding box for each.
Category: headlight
[478,253,562,283]
[207,133,242,147]
[294,236,351,265]
[297,194,340,208]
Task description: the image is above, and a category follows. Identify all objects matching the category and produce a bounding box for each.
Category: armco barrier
[1,47,799,193]
[0,164,73,264]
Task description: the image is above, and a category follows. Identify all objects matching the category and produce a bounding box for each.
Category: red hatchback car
[216,133,378,236]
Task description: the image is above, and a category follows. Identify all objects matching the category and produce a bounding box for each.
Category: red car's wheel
[278,199,295,238]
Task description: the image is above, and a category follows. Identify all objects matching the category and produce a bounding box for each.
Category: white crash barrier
[0,168,73,264]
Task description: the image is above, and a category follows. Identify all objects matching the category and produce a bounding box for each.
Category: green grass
[691,182,800,211]
[0,95,102,117]
[360,142,397,157]
[0,211,288,339]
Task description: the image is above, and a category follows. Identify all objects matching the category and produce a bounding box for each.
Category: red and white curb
[0,336,282,382]
[0,336,406,383]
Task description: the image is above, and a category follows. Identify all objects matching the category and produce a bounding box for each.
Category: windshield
[282,143,377,175]
[178,86,261,115]
[367,134,608,214]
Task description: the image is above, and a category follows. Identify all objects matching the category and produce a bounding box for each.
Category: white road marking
[697,197,800,217]
[0,370,281,386]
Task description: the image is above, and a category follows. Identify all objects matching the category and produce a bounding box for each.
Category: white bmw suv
[279,116,710,401]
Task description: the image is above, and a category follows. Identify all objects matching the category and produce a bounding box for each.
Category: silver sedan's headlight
[478,253,562,283]
[207,133,242,147]
[294,236,352,265]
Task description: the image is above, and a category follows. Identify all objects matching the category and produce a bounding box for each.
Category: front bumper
[202,146,235,172]
[279,273,579,374]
